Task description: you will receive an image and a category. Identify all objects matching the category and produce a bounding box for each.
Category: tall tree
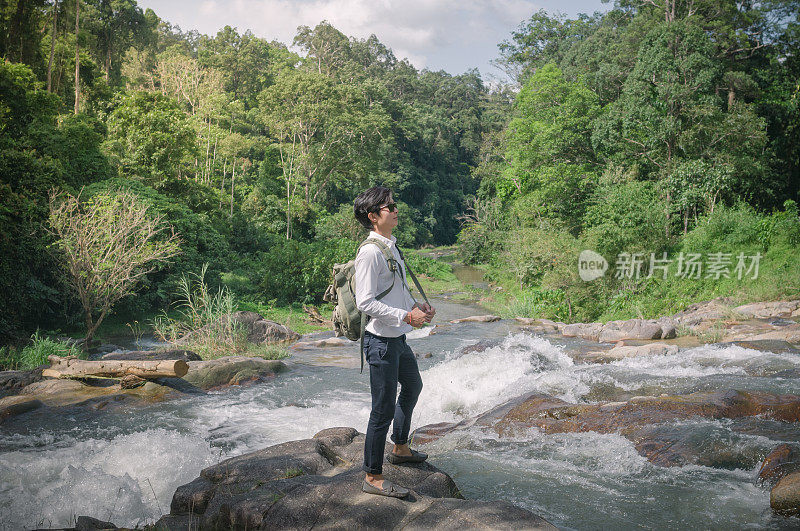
[74,0,80,114]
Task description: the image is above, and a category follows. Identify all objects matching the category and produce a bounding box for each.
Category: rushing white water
[1,312,799,529]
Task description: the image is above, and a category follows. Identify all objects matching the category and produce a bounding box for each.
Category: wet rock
[772,369,800,379]
[102,349,201,362]
[182,356,287,390]
[75,515,117,530]
[758,444,800,486]
[449,314,501,323]
[0,367,44,397]
[735,300,800,319]
[460,338,503,355]
[771,470,800,516]
[156,427,554,530]
[0,395,43,422]
[415,389,800,468]
[179,311,300,345]
[722,340,800,354]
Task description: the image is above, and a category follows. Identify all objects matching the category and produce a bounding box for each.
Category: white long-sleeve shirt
[354,230,415,337]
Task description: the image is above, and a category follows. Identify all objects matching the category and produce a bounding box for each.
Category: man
[353,186,436,498]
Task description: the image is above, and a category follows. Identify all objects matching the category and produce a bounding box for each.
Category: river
[1,293,799,529]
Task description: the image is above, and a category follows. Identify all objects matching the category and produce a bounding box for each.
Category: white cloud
[139,0,609,77]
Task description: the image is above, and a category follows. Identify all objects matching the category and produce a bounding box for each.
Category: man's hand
[404,307,428,328]
[416,302,436,323]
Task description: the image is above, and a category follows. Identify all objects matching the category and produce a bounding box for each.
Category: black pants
[362,330,423,475]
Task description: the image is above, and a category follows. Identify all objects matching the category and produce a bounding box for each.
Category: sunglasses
[377,202,397,213]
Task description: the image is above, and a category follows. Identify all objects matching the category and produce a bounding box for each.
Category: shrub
[19,331,83,370]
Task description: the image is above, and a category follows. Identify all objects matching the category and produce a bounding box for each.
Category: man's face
[370,195,398,231]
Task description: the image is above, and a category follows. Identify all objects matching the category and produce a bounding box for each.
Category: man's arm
[354,245,409,326]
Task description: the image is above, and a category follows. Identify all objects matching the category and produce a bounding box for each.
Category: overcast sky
[138,0,611,83]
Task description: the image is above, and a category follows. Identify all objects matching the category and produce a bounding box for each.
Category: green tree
[103,90,197,189]
[503,63,600,233]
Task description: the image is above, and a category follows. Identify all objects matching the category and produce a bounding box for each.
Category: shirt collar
[368,230,396,246]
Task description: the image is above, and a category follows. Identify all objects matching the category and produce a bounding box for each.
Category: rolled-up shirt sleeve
[354,246,408,327]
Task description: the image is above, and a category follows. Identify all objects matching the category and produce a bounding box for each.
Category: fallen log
[42,355,188,379]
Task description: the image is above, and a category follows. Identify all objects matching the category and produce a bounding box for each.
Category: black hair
[353,186,393,230]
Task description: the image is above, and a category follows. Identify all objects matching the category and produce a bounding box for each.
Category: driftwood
[42,355,188,379]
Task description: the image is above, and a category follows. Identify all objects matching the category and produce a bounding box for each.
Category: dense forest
[1,0,799,350]
[459,0,800,322]
[0,0,495,347]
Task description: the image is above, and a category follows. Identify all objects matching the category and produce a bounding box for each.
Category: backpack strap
[395,245,429,306]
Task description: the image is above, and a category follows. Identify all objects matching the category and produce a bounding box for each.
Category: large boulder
[182,356,287,390]
[0,367,44,398]
[0,395,43,422]
[597,319,665,342]
[560,319,676,343]
[154,427,554,530]
[771,471,800,516]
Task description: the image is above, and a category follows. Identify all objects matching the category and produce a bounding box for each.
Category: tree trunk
[43,356,189,379]
[47,0,59,92]
[220,157,226,209]
[74,0,80,114]
[286,178,291,240]
[230,158,235,217]
[665,190,671,239]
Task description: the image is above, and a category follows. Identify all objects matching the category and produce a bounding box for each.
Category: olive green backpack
[323,237,428,372]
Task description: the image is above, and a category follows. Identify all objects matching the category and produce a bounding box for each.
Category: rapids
[1,296,798,529]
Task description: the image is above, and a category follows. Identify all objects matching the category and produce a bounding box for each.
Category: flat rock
[735,300,800,319]
[669,297,737,328]
[291,337,351,350]
[745,324,800,344]
[450,315,501,323]
[154,427,554,530]
[514,318,561,332]
[182,356,287,390]
[771,470,800,516]
[586,342,679,361]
